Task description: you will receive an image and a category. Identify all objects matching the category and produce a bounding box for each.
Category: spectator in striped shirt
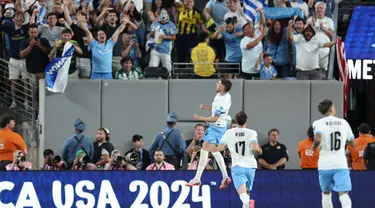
[255,53,278,80]
[146,150,175,170]
[115,56,144,80]
[6,150,32,171]
[175,0,207,62]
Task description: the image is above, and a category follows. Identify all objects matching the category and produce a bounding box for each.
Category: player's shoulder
[244,128,258,135]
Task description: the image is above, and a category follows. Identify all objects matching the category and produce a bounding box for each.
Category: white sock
[339,194,352,208]
[239,193,250,208]
[212,151,228,178]
[194,149,208,180]
[322,193,333,208]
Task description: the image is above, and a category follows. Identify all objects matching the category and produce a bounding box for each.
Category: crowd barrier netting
[0,170,373,208]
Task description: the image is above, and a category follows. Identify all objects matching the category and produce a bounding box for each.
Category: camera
[17,156,26,163]
[125,152,139,163]
[51,156,62,164]
[79,156,90,164]
[112,156,124,165]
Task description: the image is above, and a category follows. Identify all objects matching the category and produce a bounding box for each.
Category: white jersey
[313,116,354,170]
[211,92,232,127]
[221,127,258,169]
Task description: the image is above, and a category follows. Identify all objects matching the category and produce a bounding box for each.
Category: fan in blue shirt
[255,53,278,80]
[213,17,243,63]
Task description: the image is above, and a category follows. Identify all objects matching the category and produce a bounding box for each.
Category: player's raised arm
[199,104,212,111]
[194,114,219,123]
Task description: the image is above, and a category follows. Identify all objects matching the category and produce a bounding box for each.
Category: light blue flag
[263,7,304,19]
[45,42,75,93]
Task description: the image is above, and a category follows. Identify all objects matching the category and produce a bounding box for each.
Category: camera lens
[53,156,61,163]
[19,156,26,162]
[115,156,123,163]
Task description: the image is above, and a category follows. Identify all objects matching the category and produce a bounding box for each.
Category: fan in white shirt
[312,99,355,208]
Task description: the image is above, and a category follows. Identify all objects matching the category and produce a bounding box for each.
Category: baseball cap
[167,112,178,122]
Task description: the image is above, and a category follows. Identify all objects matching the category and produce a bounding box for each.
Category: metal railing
[0,58,38,147]
[172,62,241,78]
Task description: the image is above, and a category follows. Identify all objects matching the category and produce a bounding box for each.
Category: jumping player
[219,111,262,208]
[186,79,232,188]
[312,99,355,208]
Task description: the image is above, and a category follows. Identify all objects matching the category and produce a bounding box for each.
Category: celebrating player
[219,111,262,208]
[186,79,232,188]
[312,99,355,208]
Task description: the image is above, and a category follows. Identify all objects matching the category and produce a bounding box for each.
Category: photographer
[187,146,215,171]
[41,149,67,170]
[105,150,137,170]
[125,135,151,170]
[146,150,175,170]
[6,150,32,171]
[72,150,97,170]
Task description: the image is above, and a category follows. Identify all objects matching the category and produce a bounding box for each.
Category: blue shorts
[319,169,352,193]
[91,72,112,80]
[203,125,227,145]
[231,166,256,191]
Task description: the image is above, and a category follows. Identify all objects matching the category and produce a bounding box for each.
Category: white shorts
[8,58,29,80]
[76,57,91,78]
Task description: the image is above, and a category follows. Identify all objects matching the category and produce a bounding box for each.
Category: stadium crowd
[0,0,337,109]
[1,113,375,171]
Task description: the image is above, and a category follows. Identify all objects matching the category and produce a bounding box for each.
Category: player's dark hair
[235,111,247,126]
[0,114,15,128]
[268,128,279,136]
[307,126,314,139]
[318,99,333,115]
[220,78,232,92]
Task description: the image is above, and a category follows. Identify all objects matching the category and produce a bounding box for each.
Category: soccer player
[186,79,233,188]
[312,99,355,208]
[219,111,262,208]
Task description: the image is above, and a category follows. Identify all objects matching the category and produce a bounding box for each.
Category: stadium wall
[38,80,343,169]
[0,170,371,208]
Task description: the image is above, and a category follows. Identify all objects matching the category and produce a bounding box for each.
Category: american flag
[336,37,350,118]
[240,0,268,22]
